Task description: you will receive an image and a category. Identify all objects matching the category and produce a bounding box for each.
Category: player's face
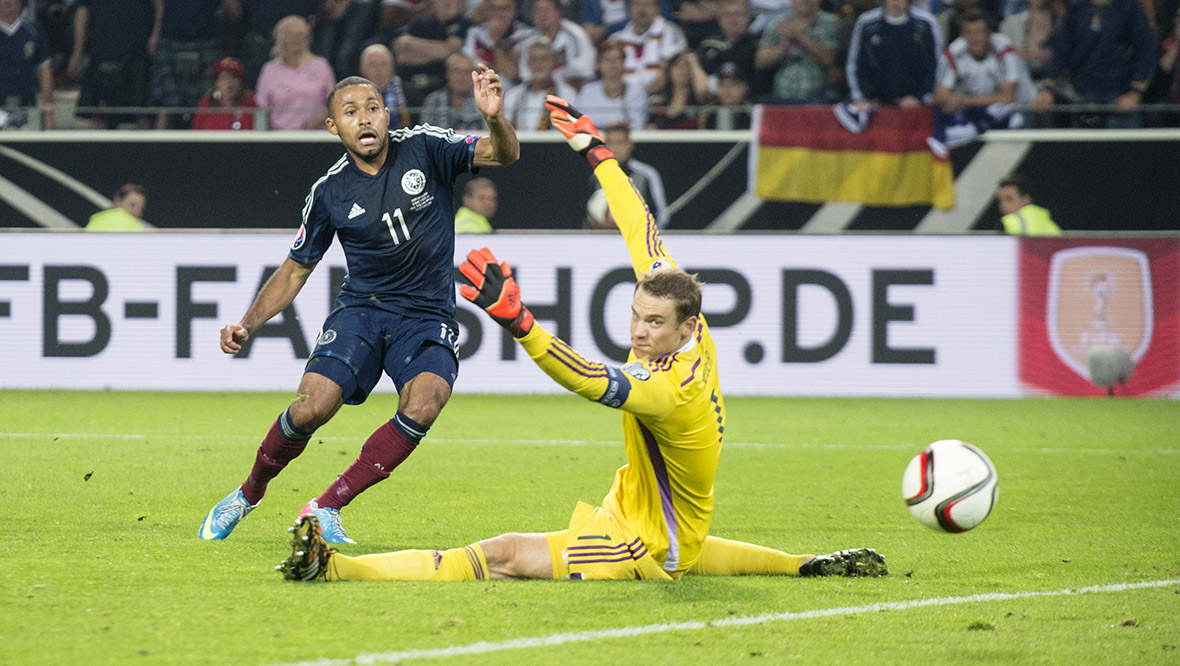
[995,185,1029,216]
[327,85,390,163]
[630,287,695,360]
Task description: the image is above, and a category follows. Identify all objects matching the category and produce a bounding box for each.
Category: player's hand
[457,248,534,338]
[472,64,504,118]
[545,95,613,167]
[221,324,249,354]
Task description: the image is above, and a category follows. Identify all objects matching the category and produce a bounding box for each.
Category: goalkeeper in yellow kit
[278,96,887,583]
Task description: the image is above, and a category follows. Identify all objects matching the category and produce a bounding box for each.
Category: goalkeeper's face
[327,84,390,163]
[630,287,697,360]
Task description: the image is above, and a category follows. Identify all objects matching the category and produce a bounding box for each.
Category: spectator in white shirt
[575,40,650,130]
[502,37,577,128]
[612,0,688,93]
[517,0,596,87]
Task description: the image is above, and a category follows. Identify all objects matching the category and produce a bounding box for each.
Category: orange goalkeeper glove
[457,248,535,338]
[545,95,614,169]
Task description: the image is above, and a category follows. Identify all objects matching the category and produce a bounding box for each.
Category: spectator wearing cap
[150,0,224,129]
[699,62,753,129]
[255,15,334,130]
[192,57,258,130]
[697,0,759,96]
[755,0,838,104]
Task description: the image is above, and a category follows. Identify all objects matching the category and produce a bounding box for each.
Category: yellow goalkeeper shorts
[544,502,673,581]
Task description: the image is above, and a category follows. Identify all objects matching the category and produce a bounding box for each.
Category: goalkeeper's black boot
[798,548,888,577]
[277,516,335,582]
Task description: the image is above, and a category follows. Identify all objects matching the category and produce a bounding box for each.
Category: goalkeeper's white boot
[198,488,257,540]
[798,548,888,577]
[299,499,355,544]
[277,516,335,582]
[545,95,614,168]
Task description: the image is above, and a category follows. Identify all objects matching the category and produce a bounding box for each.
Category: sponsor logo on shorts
[622,362,651,380]
[402,169,426,195]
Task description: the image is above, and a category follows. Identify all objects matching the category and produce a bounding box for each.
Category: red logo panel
[1020,239,1180,396]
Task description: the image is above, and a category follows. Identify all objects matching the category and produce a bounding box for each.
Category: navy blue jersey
[290,125,479,318]
[0,18,49,106]
[847,8,942,105]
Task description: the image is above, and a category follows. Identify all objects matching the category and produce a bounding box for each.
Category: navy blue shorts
[303,302,460,405]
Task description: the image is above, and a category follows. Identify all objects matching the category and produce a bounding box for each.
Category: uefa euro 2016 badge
[292,223,306,249]
[402,169,426,195]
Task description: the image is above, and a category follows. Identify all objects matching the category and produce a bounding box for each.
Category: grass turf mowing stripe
[264,579,1179,666]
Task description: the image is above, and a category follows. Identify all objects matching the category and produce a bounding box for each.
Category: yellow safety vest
[1001,204,1060,236]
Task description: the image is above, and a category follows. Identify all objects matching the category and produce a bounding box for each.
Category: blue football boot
[198,488,257,540]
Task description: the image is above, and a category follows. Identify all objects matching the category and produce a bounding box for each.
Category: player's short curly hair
[326,76,382,115]
[636,268,703,325]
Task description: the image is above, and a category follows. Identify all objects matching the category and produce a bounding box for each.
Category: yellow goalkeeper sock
[689,536,811,576]
[326,545,489,581]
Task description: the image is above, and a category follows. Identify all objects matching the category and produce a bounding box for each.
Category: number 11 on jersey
[383,209,410,245]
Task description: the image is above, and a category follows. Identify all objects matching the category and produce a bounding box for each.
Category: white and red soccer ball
[902,440,998,533]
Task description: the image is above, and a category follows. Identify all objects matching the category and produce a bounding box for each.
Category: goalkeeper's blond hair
[636,269,703,325]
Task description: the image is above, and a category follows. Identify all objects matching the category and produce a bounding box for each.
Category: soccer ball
[902,440,998,532]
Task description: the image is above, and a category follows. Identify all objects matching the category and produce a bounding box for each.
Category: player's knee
[399,374,451,426]
[288,395,336,430]
[480,533,527,577]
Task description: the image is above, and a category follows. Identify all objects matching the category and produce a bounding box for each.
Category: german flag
[750,105,954,209]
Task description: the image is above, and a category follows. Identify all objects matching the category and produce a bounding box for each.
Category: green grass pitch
[1,390,1178,665]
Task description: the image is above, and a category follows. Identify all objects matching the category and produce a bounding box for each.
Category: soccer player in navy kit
[199,65,520,543]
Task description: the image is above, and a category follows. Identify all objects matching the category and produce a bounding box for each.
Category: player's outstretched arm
[457,248,534,338]
[472,64,520,167]
[221,258,316,354]
[457,248,678,418]
[546,95,675,279]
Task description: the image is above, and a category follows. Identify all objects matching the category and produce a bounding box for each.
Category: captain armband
[597,365,634,408]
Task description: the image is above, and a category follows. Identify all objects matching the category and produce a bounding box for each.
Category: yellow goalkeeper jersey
[517,159,725,577]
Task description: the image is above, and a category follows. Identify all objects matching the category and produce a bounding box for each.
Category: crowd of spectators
[1,0,1178,132]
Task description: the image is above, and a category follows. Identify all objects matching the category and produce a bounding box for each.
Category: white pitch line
[1,432,1178,456]
[265,579,1179,666]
